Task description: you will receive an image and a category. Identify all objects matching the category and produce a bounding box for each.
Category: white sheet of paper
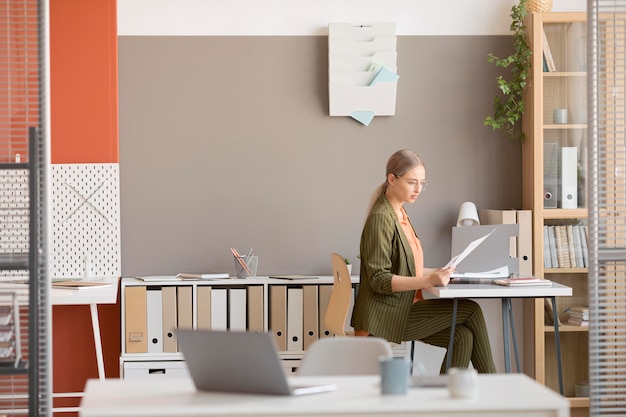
[444,228,496,269]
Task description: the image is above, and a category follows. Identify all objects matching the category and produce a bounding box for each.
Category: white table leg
[89,303,105,380]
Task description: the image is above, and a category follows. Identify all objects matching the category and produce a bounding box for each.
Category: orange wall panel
[49,0,120,403]
[50,0,119,163]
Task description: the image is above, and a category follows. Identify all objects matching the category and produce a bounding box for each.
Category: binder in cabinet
[125,286,147,353]
[192,285,267,333]
[318,285,333,337]
[287,287,304,351]
[161,286,177,353]
[247,285,264,333]
[302,286,319,349]
[147,288,163,353]
[479,209,533,275]
[229,288,247,331]
[561,147,578,209]
[210,288,228,331]
[177,286,193,331]
[197,286,211,330]
[270,285,287,351]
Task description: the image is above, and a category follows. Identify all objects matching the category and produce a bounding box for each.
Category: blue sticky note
[370,66,399,85]
[351,111,375,126]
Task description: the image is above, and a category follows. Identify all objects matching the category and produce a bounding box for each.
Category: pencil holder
[234,255,258,278]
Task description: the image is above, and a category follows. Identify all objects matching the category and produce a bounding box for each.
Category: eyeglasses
[394,174,428,191]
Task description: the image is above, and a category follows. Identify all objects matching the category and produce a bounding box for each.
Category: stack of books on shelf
[543,224,588,269]
[567,306,589,327]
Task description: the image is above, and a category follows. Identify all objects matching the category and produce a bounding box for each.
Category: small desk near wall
[0,278,119,381]
[79,373,570,417]
[49,278,120,380]
[423,281,572,394]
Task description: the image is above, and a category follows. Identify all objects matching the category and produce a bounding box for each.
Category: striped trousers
[402,299,497,374]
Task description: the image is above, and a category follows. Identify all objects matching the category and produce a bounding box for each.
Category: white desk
[52,278,119,380]
[423,281,572,393]
[79,374,569,417]
[0,278,119,380]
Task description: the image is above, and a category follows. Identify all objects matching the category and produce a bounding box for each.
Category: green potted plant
[344,257,352,275]
[484,0,531,144]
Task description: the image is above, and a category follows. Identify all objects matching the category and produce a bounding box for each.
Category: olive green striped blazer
[350,195,418,344]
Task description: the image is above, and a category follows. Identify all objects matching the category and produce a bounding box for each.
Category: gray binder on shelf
[451,224,519,275]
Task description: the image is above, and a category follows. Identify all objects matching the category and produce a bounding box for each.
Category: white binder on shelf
[146,288,163,353]
[228,288,247,331]
[210,288,228,331]
[287,287,304,351]
[561,147,578,209]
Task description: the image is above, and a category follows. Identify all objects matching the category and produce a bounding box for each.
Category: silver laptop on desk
[176,329,337,396]
[451,224,520,277]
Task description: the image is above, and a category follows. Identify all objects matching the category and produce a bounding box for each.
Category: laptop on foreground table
[176,329,337,396]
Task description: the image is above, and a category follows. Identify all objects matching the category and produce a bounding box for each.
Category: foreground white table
[80,374,569,417]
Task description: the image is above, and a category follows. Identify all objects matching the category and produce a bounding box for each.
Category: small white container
[554,108,568,124]
[448,368,479,399]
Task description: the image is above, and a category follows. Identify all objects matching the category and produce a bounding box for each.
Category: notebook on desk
[176,329,337,396]
[269,275,319,280]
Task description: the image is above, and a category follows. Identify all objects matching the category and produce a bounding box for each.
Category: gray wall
[118,35,522,277]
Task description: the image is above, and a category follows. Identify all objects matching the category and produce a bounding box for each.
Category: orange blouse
[399,207,423,303]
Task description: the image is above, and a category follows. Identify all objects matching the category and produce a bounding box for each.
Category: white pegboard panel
[0,170,29,279]
[52,164,120,279]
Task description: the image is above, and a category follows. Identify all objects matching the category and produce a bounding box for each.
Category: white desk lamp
[456,202,480,227]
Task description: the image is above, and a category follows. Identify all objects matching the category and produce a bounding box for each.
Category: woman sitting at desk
[351,149,496,373]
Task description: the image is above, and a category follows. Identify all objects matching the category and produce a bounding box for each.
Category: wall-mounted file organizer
[328,22,399,126]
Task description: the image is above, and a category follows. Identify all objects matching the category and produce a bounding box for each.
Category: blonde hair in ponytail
[365,150,425,216]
